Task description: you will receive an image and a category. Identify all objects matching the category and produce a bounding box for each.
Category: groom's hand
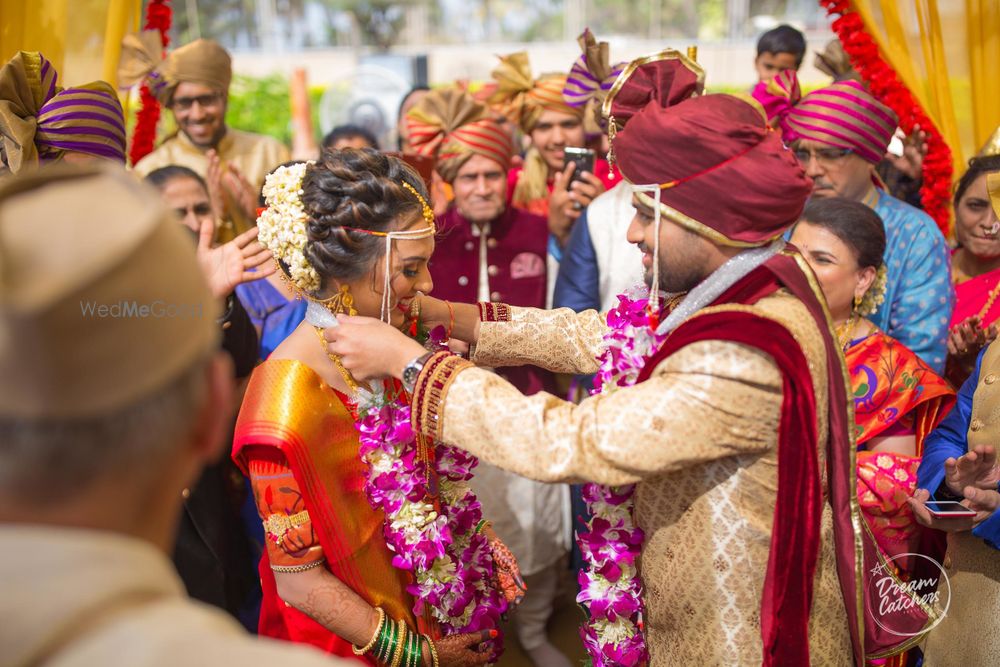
[323,315,426,380]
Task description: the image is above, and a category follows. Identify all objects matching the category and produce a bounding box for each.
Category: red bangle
[445,300,455,339]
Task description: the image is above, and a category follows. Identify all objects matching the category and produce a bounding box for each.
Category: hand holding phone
[908,488,976,532]
[924,500,976,518]
[563,147,595,186]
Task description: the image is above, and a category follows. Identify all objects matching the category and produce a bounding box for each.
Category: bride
[232,149,520,666]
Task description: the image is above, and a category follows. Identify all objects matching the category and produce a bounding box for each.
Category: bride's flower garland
[353,332,507,652]
[577,286,665,666]
[257,165,506,654]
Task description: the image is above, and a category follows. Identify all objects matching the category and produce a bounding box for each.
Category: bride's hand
[324,315,427,381]
[485,530,526,609]
[415,293,452,331]
[433,630,496,667]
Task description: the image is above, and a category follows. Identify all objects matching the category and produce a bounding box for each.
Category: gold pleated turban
[118,32,232,104]
[0,52,126,174]
[406,87,514,183]
[487,52,582,134]
[0,163,220,418]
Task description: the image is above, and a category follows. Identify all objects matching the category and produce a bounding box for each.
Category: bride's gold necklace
[312,285,360,393]
[311,287,434,489]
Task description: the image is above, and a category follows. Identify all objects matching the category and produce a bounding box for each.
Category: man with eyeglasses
[756,73,952,372]
[122,36,289,237]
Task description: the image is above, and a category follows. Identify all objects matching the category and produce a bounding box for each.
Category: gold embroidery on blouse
[263,510,311,546]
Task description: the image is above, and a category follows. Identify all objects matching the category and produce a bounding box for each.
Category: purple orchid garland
[352,326,507,657]
[577,287,666,666]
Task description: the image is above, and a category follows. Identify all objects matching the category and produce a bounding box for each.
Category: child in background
[755,24,806,82]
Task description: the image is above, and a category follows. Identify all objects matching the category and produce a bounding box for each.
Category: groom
[327,53,901,664]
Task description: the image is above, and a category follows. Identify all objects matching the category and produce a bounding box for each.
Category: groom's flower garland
[577,286,665,666]
[257,165,506,654]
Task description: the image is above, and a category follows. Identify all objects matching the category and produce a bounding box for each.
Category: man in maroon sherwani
[405,87,573,667]
[407,87,553,396]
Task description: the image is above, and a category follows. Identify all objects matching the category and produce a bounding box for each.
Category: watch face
[403,364,420,390]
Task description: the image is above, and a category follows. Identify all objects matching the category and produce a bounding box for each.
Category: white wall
[230,32,837,91]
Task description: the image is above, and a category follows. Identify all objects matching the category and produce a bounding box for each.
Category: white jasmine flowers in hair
[858,264,888,317]
[256,162,321,293]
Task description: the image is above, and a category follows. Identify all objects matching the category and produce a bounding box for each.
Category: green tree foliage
[225,74,324,144]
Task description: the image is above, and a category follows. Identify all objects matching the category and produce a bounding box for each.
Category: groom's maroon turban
[609,65,813,247]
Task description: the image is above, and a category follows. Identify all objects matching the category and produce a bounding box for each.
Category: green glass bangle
[372,622,386,662]
[404,627,421,667]
[400,630,412,667]
[376,619,397,664]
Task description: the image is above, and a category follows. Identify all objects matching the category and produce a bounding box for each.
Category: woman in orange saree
[232,149,519,666]
[792,197,954,666]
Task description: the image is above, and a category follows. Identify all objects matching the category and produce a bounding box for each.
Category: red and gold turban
[753,70,897,165]
[602,49,705,130]
[119,32,232,105]
[406,87,514,183]
[0,52,126,175]
[612,91,812,246]
[487,52,582,134]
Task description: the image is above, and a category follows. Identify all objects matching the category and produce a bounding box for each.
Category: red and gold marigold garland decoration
[819,0,953,236]
[129,0,172,166]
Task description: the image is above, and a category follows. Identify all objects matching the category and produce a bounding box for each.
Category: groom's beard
[640,242,706,294]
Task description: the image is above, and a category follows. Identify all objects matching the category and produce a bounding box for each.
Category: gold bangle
[390,618,407,667]
[425,635,440,667]
[352,607,386,656]
[269,558,326,574]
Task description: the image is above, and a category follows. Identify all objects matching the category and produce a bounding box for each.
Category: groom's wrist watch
[402,352,434,394]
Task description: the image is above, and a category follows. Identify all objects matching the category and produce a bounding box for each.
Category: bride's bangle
[352,606,386,656]
[423,635,440,667]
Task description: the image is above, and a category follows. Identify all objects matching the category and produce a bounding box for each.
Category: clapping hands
[196,214,275,299]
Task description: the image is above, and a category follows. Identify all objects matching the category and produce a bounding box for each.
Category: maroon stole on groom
[637,250,928,666]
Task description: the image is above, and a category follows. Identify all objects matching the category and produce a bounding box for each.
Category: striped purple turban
[784,79,897,164]
[563,29,625,111]
[35,82,127,164]
[0,51,125,174]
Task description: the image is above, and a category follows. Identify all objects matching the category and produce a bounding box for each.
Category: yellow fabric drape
[851,0,1000,175]
[0,0,141,85]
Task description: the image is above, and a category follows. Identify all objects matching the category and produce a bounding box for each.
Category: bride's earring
[317,284,357,316]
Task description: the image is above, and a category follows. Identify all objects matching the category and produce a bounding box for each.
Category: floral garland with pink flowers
[577,287,667,666]
[352,326,507,656]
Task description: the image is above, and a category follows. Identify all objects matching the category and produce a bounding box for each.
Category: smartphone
[564,147,595,185]
[925,500,976,518]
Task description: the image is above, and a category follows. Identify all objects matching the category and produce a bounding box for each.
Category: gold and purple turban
[752,70,897,165]
[405,87,514,183]
[0,52,126,175]
[487,52,582,134]
[118,32,232,105]
[562,29,625,119]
